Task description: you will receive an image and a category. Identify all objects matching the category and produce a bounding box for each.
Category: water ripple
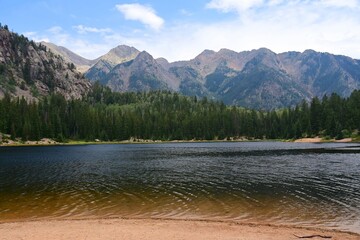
[0,142,360,233]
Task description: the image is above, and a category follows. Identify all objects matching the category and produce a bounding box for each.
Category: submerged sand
[0,218,359,240]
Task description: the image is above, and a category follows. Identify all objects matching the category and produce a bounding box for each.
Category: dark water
[0,142,360,232]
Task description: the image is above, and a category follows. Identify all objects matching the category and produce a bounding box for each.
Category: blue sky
[1,0,360,61]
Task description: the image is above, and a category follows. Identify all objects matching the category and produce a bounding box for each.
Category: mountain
[278,50,360,97]
[41,40,360,109]
[97,45,140,65]
[41,42,96,73]
[3,23,358,109]
[104,51,180,92]
[85,45,140,83]
[85,46,360,109]
[0,26,91,100]
[195,48,311,109]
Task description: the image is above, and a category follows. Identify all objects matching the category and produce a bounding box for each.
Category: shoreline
[0,218,359,240]
[1,137,359,147]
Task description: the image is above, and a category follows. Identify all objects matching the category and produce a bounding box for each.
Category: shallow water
[0,142,360,233]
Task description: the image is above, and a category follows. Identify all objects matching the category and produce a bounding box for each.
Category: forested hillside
[0,83,359,142]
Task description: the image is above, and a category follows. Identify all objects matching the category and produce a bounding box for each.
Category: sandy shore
[1,136,358,146]
[294,137,354,143]
[0,218,359,240]
[294,137,323,143]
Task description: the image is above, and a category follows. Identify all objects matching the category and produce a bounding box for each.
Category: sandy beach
[294,137,323,143]
[0,218,359,240]
[294,137,354,143]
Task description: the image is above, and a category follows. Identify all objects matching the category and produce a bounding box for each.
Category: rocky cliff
[0,26,91,100]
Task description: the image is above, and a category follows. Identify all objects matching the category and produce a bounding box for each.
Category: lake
[0,142,359,233]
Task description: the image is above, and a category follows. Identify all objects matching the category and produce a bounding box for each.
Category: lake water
[0,142,360,233]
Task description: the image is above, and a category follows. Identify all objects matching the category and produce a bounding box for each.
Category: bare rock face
[105,51,180,92]
[99,45,140,65]
[85,45,140,83]
[0,27,91,100]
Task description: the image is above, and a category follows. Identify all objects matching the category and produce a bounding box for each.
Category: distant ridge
[41,42,95,68]
[38,42,360,110]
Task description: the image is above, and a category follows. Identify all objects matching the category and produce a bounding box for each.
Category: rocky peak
[195,49,216,60]
[100,45,140,65]
[133,51,156,65]
[218,48,237,55]
[156,57,170,69]
[103,50,180,92]
[303,49,317,55]
[255,47,275,54]
[246,48,281,69]
[137,50,153,59]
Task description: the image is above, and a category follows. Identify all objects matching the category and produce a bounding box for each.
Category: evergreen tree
[0,85,359,142]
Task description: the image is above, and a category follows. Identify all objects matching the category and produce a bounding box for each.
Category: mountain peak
[137,51,153,59]
[255,48,275,55]
[303,49,317,55]
[100,45,140,65]
[218,48,237,54]
[197,49,216,58]
[156,57,170,70]
[109,45,139,56]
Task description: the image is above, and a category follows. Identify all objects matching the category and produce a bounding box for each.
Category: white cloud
[45,26,70,46]
[319,0,359,8]
[206,0,264,12]
[115,3,164,31]
[73,25,112,34]
[206,0,359,13]
[48,26,63,35]
[180,9,193,16]
[140,0,360,61]
[22,26,113,59]
[23,1,360,62]
[23,32,50,43]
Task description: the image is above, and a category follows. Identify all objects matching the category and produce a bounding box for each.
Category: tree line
[0,83,359,142]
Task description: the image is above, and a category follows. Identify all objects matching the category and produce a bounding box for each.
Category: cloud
[23,31,50,43]
[45,26,70,46]
[23,0,360,62]
[206,0,359,13]
[319,0,359,8]
[180,9,193,16]
[22,26,113,59]
[115,3,164,31]
[73,25,112,34]
[206,0,265,12]
[138,0,360,61]
[48,26,63,35]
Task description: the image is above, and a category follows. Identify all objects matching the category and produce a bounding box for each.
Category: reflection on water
[0,142,360,233]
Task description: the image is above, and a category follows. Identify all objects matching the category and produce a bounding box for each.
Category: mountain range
[1,25,360,109]
[46,43,360,109]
